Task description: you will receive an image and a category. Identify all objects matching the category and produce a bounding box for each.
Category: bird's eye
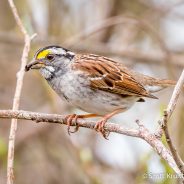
[46,54,54,60]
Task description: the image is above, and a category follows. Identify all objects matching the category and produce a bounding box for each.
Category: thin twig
[156,70,184,177]
[164,70,184,120]
[163,70,184,175]
[7,0,35,184]
[156,70,184,135]
[163,111,184,174]
[0,109,182,176]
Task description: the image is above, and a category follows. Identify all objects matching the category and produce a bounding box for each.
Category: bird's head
[25,45,75,79]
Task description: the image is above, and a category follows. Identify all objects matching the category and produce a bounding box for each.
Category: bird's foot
[65,113,98,135]
[64,114,80,135]
[94,118,110,140]
[94,109,124,139]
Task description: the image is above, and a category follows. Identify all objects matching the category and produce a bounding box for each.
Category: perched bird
[25,45,175,138]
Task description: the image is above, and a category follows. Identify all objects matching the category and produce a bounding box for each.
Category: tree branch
[0,109,182,176]
[7,0,36,184]
[156,69,184,177]
[156,69,184,135]
[163,111,184,174]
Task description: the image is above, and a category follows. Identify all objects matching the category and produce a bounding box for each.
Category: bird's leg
[94,109,123,139]
[65,113,98,135]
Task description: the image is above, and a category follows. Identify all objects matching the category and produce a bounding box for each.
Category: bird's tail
[126,67,178,93]
[144,78,176,93]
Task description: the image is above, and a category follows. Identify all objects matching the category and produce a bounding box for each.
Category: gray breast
[47,71,138,115]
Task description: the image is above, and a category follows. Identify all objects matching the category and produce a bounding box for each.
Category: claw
[70,114,80,133]
[93,109,124,139]
[64,114,79,135]
[64,113,99,136]
[94,119,110,140]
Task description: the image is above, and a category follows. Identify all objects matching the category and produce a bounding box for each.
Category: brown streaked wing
[73,54,158,99]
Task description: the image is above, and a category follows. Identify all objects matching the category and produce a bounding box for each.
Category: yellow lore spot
[36,50,51,59]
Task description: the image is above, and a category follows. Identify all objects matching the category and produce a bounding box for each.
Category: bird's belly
[48,72,138,115]
[73,91,138,115]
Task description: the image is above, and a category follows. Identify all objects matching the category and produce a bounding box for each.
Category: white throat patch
[40,66,55,79]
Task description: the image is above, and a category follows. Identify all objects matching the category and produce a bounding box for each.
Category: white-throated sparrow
[25,45,175,138]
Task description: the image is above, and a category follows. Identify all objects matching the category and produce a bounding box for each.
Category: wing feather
[73,54,157,99]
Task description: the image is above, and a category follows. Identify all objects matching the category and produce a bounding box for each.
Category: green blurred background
[0,0,184,183]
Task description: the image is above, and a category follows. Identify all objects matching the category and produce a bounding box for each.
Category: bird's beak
[25,59,45,71]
